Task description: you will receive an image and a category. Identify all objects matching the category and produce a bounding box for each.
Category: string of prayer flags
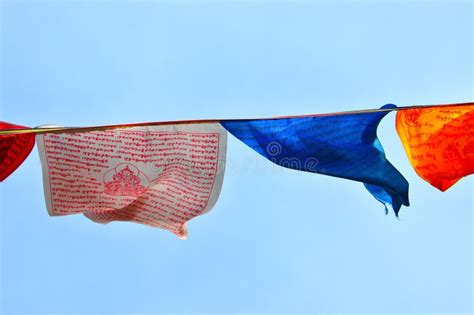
[396,103,474,191]
[0,102,472,237]
[36,123,227,239]
[0,121,36,182]
[221,104,410,216]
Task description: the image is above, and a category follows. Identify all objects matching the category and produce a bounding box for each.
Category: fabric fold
[221,104,409,215]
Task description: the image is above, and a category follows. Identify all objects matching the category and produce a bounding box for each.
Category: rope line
[1,102,472,135]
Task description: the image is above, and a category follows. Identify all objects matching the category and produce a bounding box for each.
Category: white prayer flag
[37,123,227,239]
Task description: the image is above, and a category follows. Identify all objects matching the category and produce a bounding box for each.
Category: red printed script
[36,123,227,239]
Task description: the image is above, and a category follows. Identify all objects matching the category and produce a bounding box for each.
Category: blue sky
[0,1,472,314]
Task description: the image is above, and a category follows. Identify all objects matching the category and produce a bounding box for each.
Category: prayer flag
[36,123,227,238]
[0,122,35,182]
[221,104,409,215]
[396,103,474,191]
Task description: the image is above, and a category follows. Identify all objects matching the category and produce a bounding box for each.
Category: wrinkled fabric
[396,103,474,191]
[0,122,35,182]
[222,104,409,216]
[36,123,227,238]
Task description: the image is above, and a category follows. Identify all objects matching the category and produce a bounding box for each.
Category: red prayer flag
[0,122,35,182]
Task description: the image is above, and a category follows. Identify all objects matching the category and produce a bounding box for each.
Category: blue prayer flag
[221,104,409,215]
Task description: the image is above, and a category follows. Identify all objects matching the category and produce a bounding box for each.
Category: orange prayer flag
[396,103,474,191]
